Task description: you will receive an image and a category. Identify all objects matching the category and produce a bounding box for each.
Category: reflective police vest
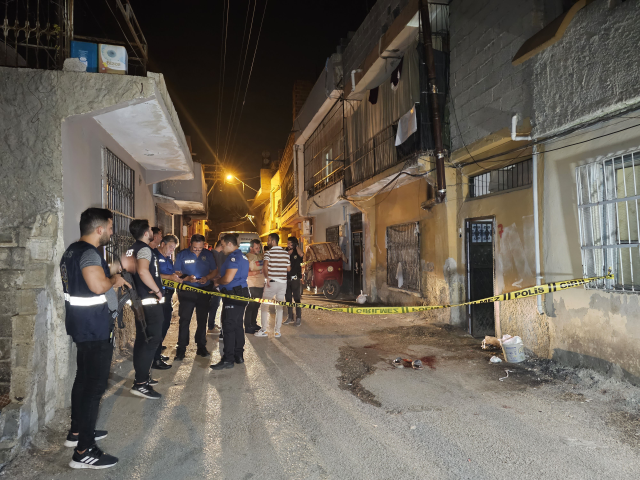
[126,240,163,301]
[60,241,111,343]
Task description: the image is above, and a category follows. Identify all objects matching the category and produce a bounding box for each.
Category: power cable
[227,0,269,162]
[216,0,230,157]
[223,0,256,165]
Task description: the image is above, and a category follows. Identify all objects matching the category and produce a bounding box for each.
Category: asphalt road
[5,302,640,479]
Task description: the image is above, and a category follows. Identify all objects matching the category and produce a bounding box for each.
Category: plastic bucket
[502,342,525,363]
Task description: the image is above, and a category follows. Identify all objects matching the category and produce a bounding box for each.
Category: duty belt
[64,293,107,306]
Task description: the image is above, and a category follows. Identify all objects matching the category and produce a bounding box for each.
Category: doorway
[466,218,495,337]
[351,213,363,295]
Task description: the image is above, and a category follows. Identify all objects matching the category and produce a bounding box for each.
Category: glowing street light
[226,174,233,180]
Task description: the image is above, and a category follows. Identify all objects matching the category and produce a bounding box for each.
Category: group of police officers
[59,207,277,469]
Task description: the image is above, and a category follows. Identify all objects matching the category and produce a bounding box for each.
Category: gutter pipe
[419,0,446,201]
[511,114,543,314]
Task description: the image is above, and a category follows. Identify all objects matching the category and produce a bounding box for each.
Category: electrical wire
[223,0,257,165]
[227,0,269,162]
[103,0,137,56]
[216,0,230,157]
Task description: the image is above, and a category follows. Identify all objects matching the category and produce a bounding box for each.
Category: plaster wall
[542,114,640,380]
[62,117,156,249]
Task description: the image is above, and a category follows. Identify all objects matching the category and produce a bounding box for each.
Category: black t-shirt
[289,249,302,279]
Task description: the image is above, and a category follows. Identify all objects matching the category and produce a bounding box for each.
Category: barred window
[469,159,533,198]
[386,222,420,292]
[326,226,340,245]
[103,148,135,265]
[576,150,640,292]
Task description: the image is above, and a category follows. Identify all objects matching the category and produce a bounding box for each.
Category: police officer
[210,233,249,370]
[152,235,182,370]
[173,234,218,360]
[127,219,164,399]
[283,236,304,326]
[60,208,129,469]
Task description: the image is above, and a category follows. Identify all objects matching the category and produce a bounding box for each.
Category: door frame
[465,216,497,336]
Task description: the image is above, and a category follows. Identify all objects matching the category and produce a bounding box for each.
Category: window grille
[386,222,420,292]
[304,101,344,195]
[103,148,135,265]
[469,159,533,198]
[326,226,340,246]
[576,150,640,292]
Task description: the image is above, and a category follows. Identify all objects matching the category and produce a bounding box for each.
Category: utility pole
[419,0,446,202]
[204,164,224,197]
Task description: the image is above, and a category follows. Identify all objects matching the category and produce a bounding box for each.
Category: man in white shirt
[255,233,290,338]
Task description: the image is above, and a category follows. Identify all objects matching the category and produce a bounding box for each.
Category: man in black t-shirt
[283,236,304,326]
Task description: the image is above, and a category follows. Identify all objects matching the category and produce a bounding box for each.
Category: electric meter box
[99,44,128,75]
[70,41,98,73]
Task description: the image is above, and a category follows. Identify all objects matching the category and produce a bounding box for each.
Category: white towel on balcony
[395,105,417,146]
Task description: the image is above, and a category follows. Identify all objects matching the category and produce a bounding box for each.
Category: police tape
[161,270,613,315]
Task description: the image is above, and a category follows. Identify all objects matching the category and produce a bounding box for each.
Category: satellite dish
[262,151,271,166]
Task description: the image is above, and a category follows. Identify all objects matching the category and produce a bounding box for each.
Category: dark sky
[76,0,371,194]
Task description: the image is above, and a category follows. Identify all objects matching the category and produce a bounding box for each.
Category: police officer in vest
[60,208,130,469]
[211,233,250,370]
[173,234,218,360]
[153,234,182,370]
[127,219,165,399]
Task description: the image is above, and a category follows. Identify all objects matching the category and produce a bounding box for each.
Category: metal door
[352,231,363,294]
[467,219,495,337]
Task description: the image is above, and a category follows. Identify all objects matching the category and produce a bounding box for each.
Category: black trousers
[70,339,114,451]
[286,278,302,319]
[245,286,263,330]
[133,303,163,384]
[221,287,248,362]
[154,290,174,361]
[208,294,221,329]
[177,289,209,351]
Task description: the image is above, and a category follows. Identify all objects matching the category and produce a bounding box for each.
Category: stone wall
[0,67,159,464]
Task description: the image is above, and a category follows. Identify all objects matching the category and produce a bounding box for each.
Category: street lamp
[224,173,258,193]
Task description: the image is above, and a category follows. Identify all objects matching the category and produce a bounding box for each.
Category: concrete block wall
[342,0,411,77]
[449,0,543,151]
[532,0,640,136]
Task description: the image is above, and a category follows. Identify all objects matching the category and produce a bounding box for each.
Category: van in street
[218,231,260,253]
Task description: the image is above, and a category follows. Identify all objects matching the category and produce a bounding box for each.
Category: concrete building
[0,66,196,462]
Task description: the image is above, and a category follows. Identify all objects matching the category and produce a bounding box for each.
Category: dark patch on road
[606,411,640,447]
[420,356,437,369]
[336,346,382,407]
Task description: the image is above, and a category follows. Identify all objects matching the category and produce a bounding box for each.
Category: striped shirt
[264,246,290,282]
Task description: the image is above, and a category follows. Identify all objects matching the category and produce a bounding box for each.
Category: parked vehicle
[303,242,347,300]
[217,231,260,253]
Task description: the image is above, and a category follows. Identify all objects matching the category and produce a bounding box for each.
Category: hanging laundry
[390,58,403,91]
[369,86,379,105]
[395,105,417,146]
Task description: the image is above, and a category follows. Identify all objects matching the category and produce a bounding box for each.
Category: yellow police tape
[162,270,613,315]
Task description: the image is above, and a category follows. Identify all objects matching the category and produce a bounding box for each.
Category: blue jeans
[208,294,221,329]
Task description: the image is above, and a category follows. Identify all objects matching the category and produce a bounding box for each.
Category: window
[326,226,340,245]
[386,222,420,292]
[103,148,135,265]
[469,159,533,198]
[576,151,640,292]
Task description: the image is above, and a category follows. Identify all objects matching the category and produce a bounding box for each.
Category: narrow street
[5,303,640,480]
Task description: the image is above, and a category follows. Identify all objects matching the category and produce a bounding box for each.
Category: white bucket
[501,336,525,363]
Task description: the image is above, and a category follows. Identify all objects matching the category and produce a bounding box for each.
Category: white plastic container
[501,335,525,363]
[99,44,128,74]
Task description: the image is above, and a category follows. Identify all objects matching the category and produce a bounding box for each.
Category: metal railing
[469,159,533,198]
[576,150,640,292]
[103,148,135,265]
[1,0,70,69]
[281,159,296,213]
[344,124,401,189]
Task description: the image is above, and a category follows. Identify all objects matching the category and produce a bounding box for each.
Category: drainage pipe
[532,144,544,315]
[511,114,532,141]
[419,0,446,201]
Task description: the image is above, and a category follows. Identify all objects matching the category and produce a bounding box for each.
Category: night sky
[76,1,371,195]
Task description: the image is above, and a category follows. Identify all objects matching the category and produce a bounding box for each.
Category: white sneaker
[274,332,281,338]
[254,330,268,337]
